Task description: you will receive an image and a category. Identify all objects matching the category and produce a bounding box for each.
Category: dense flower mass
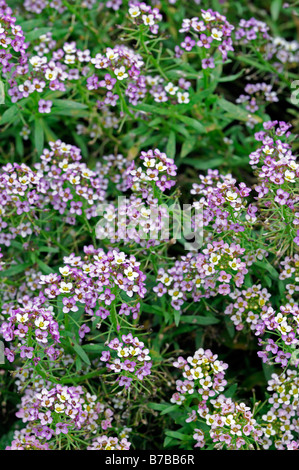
[0,0,298,452]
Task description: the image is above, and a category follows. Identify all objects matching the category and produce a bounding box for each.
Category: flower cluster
[265,36,299,72]
[259,370,299,450]
[95,148,177,247]
[235,18,270,44]
[100,333,152,389]
[190,169,254,234]
[6,383,129,450]
[236,82,278,112]
[179,9,234,67]
[1,293,60,364]
[0,1,28,76]
[42,245,146,315]
[257,303,299,368]
[128,2,162,34]
[156,241,249,311]
[0,140,107,248]
[224,284,271,333]
[250,121,299,248]
[170,348,263,450]
[279,255,299,299]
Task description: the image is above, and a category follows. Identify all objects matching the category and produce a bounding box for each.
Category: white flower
[156,161,167,172]
[64,54,76,65]
[113,250,126,264]
[54,403,65,413]
[229,259,240,270]
[263,145,274,155]
[16,313,29,323]
[129,6,140,17]
[202,11,215,21]
[226,190,238,201]
[210,254,221,265]
[211,28,223,41]
[29,55,46,70]
[142,14,155,26]
[284,170,295,182]
[165,82,178,95]
[124,267,138,279]
[35,317,50,330]
[114,66,128,80]
[59,266,71,276]
[106,48,118,61]
[59,281,73,293]
[143,157,156,168]
[177,91,190,104]
[168,288,183,299]
[45,68,58,81]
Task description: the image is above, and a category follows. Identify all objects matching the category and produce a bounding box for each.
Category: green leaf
[0,81,4,104]
[51,99,88,110]
[18,18,44,31]
[181,157,224,170]
[82,343,105,353]
[218,98,262,122]
[182,315,219,325]
[15,134,24,157]
[36,259,55,274]
[25,27,51,42]
[174,309,181,327]
[73,342,91,365]
[176,115,206,133]
[262,361,275,381]
[147,402,170,411]
[254,261,279,279]
[38,246,59,254]
[165,430,190,440]
[110,303,118,332]
[142,304,164,316]
[75,356,82,373]
[0,262,31,278]
[133,102,172,116]
[34,118,44,156]
[161,404,179,415]
[271,0,282,21]
[166,131,176,159]
[51,100,89,118]
[0,105,19,125]
[180,136,196,158]
[224,383,238,398]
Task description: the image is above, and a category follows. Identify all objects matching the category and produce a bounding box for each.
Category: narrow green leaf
[34,118,44,155]
[182,315,219,325]
[110,303,118,332]
[176,115,206,133]
[218,97,262,122]
[0,262,31,278]
[0,105,19,125]
[166,131,176,158]
[73,342,91,365]
[26,27,51,42]
[180,136,196,158]
[271,0,282,21]
[0,81,4,104]
[51,99,88,110]
[36,259,55,274]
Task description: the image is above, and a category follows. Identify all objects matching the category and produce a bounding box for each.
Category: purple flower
[38,99,52,114]
[55,423,69,435]
[202,57,215,69]
[79,324,90,339]
[62,297,79,314]
[181,36,196,51]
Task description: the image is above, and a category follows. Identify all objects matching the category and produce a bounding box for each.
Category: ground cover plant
[0,0,298,451]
